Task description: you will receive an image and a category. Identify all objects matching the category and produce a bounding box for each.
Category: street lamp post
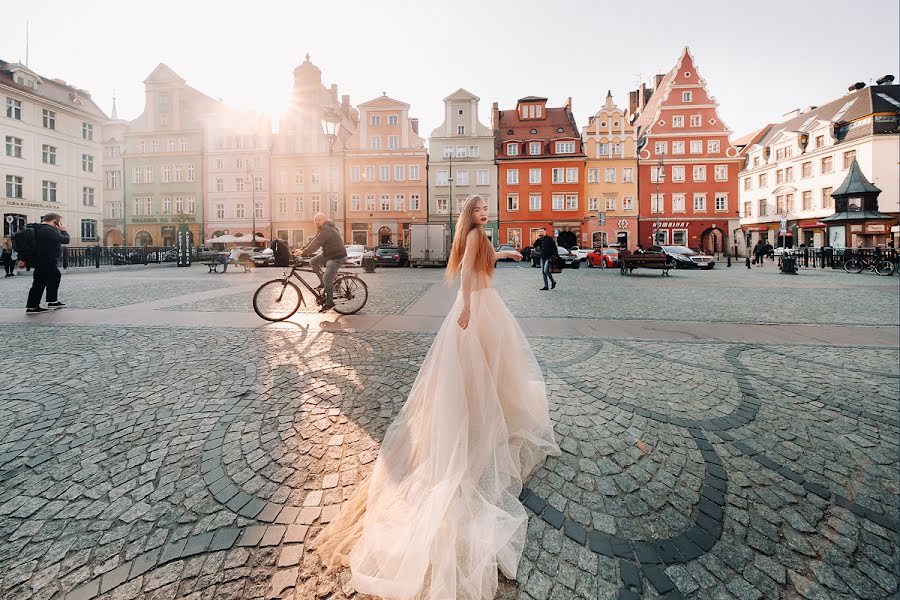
[321,108,342,238]
[246,163,256,246]
[448,153,454,235]
[653,152,665,246]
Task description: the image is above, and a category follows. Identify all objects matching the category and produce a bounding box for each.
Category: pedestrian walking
[535,227,558,290]
[1,236,15,277]
[753,240,767,267]
[15,213,70,314]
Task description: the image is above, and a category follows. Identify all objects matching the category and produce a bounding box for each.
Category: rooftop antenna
[25,20,29,66]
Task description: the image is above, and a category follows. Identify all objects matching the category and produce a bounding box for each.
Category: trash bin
[780,254,798,274]
[362,256,376,273]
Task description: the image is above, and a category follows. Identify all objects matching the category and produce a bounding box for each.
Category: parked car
[648,245,716,269]
[568,246,591,261]
[252,248,275,267]
[345,244,366,267]
[587,248,620,268]
[557,247,581,269]
[373,246,403,267]
[773,246,797,257]
[496,244,519,262]
[196,246,217,260]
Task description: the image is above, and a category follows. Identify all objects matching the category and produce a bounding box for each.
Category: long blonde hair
[446,195,494,282]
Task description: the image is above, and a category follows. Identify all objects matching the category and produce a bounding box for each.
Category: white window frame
[529,194,541,211]
[507,194,519,211]
[506,143,519,156]
[604,196,616,211]
[588,197,600,212]
[409,165,420,180]
[410,194,420,211]
[565,195,578,210]
[693,193,707,212]
[715,193,728,212]
[552,194,565,210]
[682,91,692,102]
[714,165,728,181]
[672,165,685,182]
[672,229,688,246]
[623,196,634,211]
[506,169,519,185]
[477,169,489,185]
[394,165,405,181]
[388,115,398,126]
[551,168,564,184]
[690,140,703,154]
[603,168,615,183]
[469,145,479,157]
[672,115,684,128]
[655,141,668,154]
[692,165,706,182]
[457,170,469,186]
[379,165,390,181]
[370,115,381,126]
[587,168,599,183]
[672,193,686,212]
[380,194,390,211]
[556,141,575,154]
[690,115,702,127]
[672,141,685,154]
[529,141,541,155]
[623,168,634,183]
[388,136,399,149]
[650,193,664,213]
[566,168,578,183]
[708,140,721,153]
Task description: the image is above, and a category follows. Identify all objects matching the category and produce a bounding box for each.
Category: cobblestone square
[0,264,897,599]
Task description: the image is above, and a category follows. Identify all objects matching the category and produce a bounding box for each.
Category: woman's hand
[457,306,471,330]
[506,250,523,262]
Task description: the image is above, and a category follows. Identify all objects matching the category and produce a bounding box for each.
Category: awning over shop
[797,220,827,229]
[741,226,768,232]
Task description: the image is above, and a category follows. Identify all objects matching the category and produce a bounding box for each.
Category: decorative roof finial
[111,90,118,120]
[305,53,310,62]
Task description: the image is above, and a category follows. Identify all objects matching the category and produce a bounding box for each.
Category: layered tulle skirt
[315,287,560,600]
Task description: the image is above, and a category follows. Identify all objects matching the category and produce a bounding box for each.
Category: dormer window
[519,103,543,119]
[555,141,575,154]
[507,143,519,156]
[529,141,541,155]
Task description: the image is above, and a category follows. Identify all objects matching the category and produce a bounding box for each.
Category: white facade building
[738,81,899,249]
[428,88,498,240]
[1,60,107,244]
[102,98,127,245]
[203,108,272,243]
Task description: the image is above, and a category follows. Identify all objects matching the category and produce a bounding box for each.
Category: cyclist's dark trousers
[310,255,343,305]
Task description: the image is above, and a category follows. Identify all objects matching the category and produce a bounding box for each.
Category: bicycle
[253,263,368,321]
[843,255,896,276]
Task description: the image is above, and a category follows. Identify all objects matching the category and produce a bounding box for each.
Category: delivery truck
[408,223,450,266]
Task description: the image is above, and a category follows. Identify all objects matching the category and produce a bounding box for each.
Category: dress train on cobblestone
[315,286,560,600]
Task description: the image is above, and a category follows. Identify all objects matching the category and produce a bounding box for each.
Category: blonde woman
[2,236,14,276]
[316,195,560,600]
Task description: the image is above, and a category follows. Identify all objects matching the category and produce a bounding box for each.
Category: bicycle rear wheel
[843,259,864,274]
[332,275,368,315]
[254,280,302,321]
[875,260,896,276]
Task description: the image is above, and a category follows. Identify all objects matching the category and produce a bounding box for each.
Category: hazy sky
[3,0,898,139]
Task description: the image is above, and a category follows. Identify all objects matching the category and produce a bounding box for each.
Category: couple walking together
[314,195,560,599]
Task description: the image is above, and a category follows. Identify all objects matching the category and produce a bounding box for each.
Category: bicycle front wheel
[253,280,302,321]
[875,260,896,276]
[332,275,368,315]
[843,259,864,274]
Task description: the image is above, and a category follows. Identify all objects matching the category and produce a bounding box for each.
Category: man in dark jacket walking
[302,213,347,312]
[536,227,558,290]
[20,213,70,314]
[270,238,291,267]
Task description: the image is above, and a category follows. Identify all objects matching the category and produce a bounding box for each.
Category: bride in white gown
[315,195,560,600]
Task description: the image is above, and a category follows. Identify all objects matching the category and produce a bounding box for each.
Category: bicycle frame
[279,265,355,305]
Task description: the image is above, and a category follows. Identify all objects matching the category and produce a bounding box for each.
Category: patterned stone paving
[0,264,897,599]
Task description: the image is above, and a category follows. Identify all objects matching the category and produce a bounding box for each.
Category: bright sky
[3,0,898,139]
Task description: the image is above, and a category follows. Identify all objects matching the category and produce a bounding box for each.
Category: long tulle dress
[315,283,560,600]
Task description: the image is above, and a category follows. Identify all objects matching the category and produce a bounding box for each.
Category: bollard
[746,255,751,269]
[726,253,731,267]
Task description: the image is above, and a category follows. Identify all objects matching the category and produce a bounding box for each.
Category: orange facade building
[344,95,427,247]
[494,97,586,250]
[631,48,741,252]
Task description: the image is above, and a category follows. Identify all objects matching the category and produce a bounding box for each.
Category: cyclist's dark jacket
[302,221,347,261]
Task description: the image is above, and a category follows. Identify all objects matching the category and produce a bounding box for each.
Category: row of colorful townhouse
[4,48,895,252]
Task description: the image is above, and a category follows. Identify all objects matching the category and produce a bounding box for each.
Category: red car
[587,248,620,268]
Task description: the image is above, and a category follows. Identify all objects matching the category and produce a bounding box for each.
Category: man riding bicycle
[300,213,347,312]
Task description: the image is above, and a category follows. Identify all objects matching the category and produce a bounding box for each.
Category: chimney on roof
[848,82,865,92]
[565,96,572,110]
[876,74,895,85]
[492,101,499,130]
[330,84,338,101]
[653,74,665,89]
[783,108,800,119]
[629,90,639,116]
[410,118,419,135]
[341,94,350,114]
[639,82,648,111]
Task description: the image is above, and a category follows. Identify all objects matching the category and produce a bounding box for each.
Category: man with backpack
[13,212,70,314]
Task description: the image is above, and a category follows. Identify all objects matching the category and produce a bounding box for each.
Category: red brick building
[631,48,741,252]
[493,96,586,250]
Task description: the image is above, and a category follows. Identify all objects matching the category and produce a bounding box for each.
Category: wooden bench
[204,258,251,273]
[621,253,674,276]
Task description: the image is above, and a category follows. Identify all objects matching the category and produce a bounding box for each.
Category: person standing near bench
[17,213,69,314]
[302,213,347,312]
[536,227,558,291]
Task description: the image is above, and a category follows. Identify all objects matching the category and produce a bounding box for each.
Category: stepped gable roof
[0,59,108,120]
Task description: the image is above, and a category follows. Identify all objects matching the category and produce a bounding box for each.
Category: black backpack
[11,226,37,263]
